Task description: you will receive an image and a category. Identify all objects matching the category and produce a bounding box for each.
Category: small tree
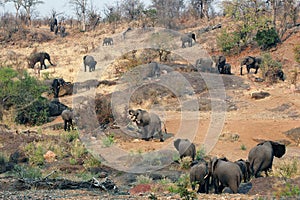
[69,0,88,31]
[255,27,280,50]
[20,0,44,26]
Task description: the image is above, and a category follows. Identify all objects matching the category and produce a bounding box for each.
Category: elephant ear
[211,157,219,173]
[270,141,286,158]
[173,139,181,151]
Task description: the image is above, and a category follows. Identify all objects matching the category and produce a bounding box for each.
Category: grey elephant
[181,32,196,48]
[190,160,210,193]
[149,61,161,78]
[50,17,57,32]
[264,68,285,82]
[61,109,74,131]
[128,109,165,142]
[234,159,250,182]
[83,55,97,72]
[103,37,113,46]
[60,26,66,37]
[173,138,196,161]
[240,56,262,75]
[248,140,286,178]
[210,157,242,194]
[195,57,215,73]
[212,55,226,74]
[28,52,55,70]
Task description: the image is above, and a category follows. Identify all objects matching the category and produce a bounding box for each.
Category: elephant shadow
[222,182,253,194]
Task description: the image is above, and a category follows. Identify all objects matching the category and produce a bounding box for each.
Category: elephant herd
[173,138,286,194]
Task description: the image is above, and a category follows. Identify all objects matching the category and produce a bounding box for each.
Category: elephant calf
[210,157,242,194]
[190,160,210,193]
[103,37,113,46]
[128,109,166,142]
[28,52,55,70]
[248,140,286,178]
[240,56,262,75]
[181,32,196,48]
[61,109,74,131]
[173,138,196,161]
[83,55,97,72]
[149,61,161,78]
[234,159,250,182]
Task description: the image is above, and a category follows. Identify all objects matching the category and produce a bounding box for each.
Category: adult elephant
[240,56,262,75]
[50,17,57,32]
[264,68,285,82]
[103,37,113,46]
[61,109,74,131]
[83,55,97,72]
[128,109,166,142]
[195,57,215,73]
[51,78,69,98]
[210,157,242,194]
[28,52,55,70]
[173,138,196,161]
[212,55,226,74]
[181,32,196,48]
[248,140,286,178]
[190,160,210,193]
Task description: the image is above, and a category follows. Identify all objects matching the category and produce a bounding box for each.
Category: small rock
[43,150,57,162]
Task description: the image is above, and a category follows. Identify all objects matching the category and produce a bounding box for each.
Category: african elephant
[223,63,232,75]
[195,57,215,73]
[234,159,250,182]
[54,25,58,35]
[173,138,196,161]
[50,17,57,32]
[212,55,226,74]
[149,61,160,78]
[60,26,66,37]
[61,109,74,131]
[103,37,113,46]
[210,157,242,194]
[240,56,262,75]
[264,68,285,82]
[83,55,97,72]
[128,109,165,142]
[248,140,286,178]
[28,52,55,70]
[51,78,69,98]
[181,32,196,48]
[190,160,210,193]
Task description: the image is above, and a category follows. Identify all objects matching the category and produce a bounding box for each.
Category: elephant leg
[218,184,225,193]
[254,67,258,74]
[89,66,91,72]
[240,67,243,75]
[213,178,220,194]
[247,66,250,73]
[182,42,186,48]
[158,129,164,142]
[64,120,68,131]
[84,65,87,72]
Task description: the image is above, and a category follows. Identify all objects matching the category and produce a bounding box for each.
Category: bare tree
[69,0,88,31]
[189,0,214,19]
[20,0,44,26]
[121,0,145,21]
[151,0,185,28]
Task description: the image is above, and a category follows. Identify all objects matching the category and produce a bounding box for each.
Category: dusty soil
[0,21,300,199]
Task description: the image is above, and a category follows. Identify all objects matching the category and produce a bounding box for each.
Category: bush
[13,165,42,179]
[196,146,206,161]
[261,53,282,75]
[255,27,280,50]
[168,174,196,200]
[136,175,153,184]
[217,29,240,54]
[102,133,115,147]
[24,143,46,166]
[0,67,49,125]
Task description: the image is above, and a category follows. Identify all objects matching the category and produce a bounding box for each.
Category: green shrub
[241,144,247,151]
[0,68,49,125]
[277,158,298,179]
[180,157,192,170]
[24,143,46,166]
[255,27,280,50]
[261,53,282,75]
[102,133,115,147]
[168,174,196,200]
[136,174,153,184]
[70,140,88,159]
[217,29,240,54]
[13,165,42,179]
[63,130,79,143]
[196,146,206,161]
[277,183,300,198]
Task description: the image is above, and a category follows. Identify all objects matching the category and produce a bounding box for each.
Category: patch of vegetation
[0,67,49,125]
[196,146,206,161]
[102,133,115,147]
[179,157,192,170]
[216,29,240,54]
[240,144,247,151]
[255,27,280,50]
[62,130,79,143]
[276,158,298,179]
[276,183,300,198]
[83,155,102,168]
[261,53,282,76]
[24,143,46,166]
[70,140,88,159]
[168,174,196,200]
[136,174,153,184]
[12,165,42,179]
